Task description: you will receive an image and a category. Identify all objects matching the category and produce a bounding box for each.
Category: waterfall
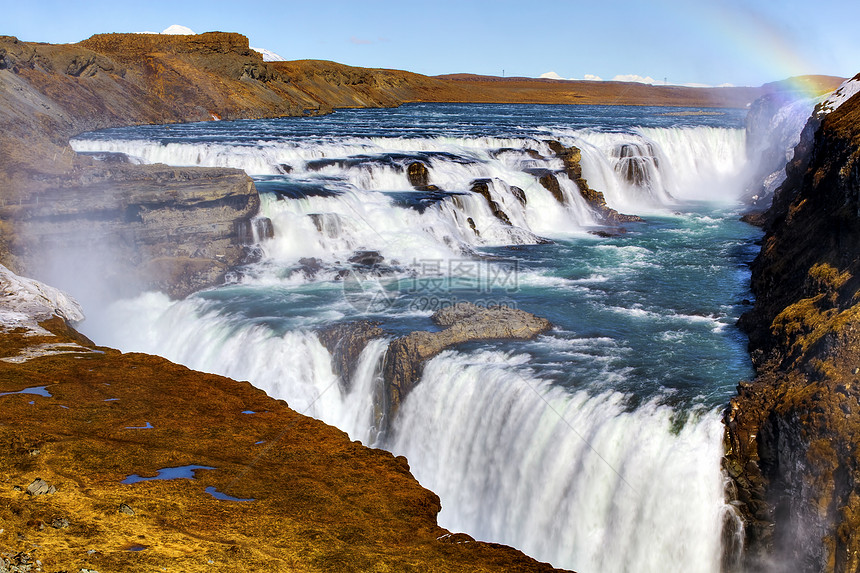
[71,126,750,274]
[71,105,759,572]
[85,286,738,572]
[387,350,729,573]
[574,127,749,213]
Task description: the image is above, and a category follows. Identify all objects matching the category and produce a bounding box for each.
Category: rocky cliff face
[725,77,860,572]
[0,33,458,298]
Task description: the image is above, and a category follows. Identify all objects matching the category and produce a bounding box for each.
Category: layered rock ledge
[0,33,458,298]
[725,77,860,572]
[317,302,553,427]
[383,302,552,417]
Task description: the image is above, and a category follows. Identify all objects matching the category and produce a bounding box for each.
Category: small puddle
[122,465,214,484]
[124,422,153,430]
[241,410,256,414]
[126,543,148,552]
[205,486,254,502]
[0,386,52,398]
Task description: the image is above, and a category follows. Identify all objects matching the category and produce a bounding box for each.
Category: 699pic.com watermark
[342,257,521,313]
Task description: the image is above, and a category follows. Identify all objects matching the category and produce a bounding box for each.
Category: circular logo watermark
[342,268,400,313]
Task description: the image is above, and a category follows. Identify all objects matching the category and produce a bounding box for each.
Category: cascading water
[389,350,728,572]
[71,103,765,572]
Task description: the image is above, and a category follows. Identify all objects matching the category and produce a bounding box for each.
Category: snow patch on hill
[250,46,286,62]
[816,74,860,118]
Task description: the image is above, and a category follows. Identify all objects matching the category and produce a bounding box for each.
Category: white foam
[389,349,729,572]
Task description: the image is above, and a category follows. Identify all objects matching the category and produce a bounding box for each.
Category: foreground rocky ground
[0,270,565,572]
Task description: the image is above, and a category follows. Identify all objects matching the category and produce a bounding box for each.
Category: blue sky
[5,0,858,87]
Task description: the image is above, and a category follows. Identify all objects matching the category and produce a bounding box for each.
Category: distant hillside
[431,73,842,108]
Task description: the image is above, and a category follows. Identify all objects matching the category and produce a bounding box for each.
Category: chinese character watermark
[342,257,520,312]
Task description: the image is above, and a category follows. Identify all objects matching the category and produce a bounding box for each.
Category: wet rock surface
[317,320,384,392]
[725,84,860,571]
[383,302,552,416]
[543,140,642,225]
[470,179,513,225]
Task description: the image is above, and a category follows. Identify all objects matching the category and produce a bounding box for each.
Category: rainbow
[661,1,839,94]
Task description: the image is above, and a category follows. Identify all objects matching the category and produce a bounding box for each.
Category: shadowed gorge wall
[725,80,860,572]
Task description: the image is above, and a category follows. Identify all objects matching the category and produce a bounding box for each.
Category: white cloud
[539,71,564,80]
[541,72,608,81]
[350,36,373,45]
[161,24,196,35]
[611,74,657,84]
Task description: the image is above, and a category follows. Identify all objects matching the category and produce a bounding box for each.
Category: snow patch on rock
[251,47,286,62]
[815,75,860,118]
[0,264,84,335]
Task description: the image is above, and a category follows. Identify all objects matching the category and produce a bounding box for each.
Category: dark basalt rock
[510,186,527,205]
[612,142,657,186]
[537,172,566,204]
[348,250,385,267]
[543,139,642,225]
[308,213,344,238]
[236,217,274,244]
[296,257,324,279]
[386,190,461,213]
[588,228,627,238]
[470,179,512,225]
[407,161,430,188]
[317,320,384,391]
[305,158,350,171]
[467,217,479,235]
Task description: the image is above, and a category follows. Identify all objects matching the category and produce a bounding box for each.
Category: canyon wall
[725,77,860,572]
[0,32,459,297]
